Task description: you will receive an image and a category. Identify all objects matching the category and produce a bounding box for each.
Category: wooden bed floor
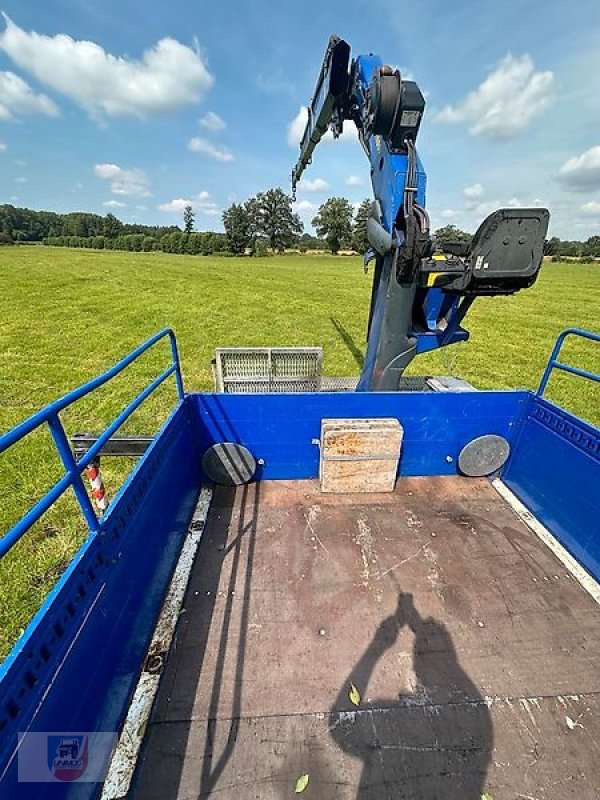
[131,477,600,799]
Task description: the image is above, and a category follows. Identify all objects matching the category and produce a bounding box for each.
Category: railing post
[47,414,100,533]
[537,328,600,397]
[169,332,185,401]
[537,331,567,396]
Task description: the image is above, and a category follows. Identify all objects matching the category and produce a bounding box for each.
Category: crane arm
[292,36,549,390]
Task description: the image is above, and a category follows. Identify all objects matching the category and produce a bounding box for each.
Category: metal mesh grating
[213,349,466,394]
[320,376,360,392]
[214,348,323,393]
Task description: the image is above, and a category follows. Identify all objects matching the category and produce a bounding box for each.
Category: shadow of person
[330,593,493,799]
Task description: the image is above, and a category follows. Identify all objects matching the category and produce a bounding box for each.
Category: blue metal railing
[537,328,600,397]
[0,329,184,558]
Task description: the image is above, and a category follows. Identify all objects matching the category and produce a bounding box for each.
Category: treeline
[3,199,600,260]
[44,231,229,255]
[0,194,328,256]
[222,192,372,255]
[0,204,180,243]
[545,236,600,260]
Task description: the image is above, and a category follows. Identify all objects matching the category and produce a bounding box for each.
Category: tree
[103,213,123,239]
[352,199,371,253]
[298,232,326,252]
[222,202,252,254]
[183,205,195,234]
[253,188,302,252]
[583,235,600,259]
[433,224,472,248]
[312,197,353,254]
[544,236,560,256]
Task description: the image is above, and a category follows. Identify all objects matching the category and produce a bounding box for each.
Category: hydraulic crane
[292,35,549,391]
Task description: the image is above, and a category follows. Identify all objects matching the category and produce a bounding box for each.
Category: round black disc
[202,443,256,486]
[458,435,510,477]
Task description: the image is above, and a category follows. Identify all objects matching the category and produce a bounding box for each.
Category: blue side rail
[0,328,184,558]
[537,327,600,396]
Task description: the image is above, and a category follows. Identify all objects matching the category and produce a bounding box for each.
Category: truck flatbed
[1,328,598,800]
[132,477,600,799]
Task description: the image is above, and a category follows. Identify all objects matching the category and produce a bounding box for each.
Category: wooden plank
[320,418,402,493]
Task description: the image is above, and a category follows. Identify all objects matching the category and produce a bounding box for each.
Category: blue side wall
[193,390,528,478]
[0,399,201,799]
[2,385,597,799]
[503,394,600,581]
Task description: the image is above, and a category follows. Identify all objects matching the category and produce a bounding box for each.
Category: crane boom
[292,36,549,391]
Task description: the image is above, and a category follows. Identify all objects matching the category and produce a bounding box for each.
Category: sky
[1,0,600,238]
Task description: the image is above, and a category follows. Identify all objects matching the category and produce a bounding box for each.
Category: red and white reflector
[85,459,107,511]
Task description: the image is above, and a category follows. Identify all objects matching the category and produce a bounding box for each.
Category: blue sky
[1,0,600,237]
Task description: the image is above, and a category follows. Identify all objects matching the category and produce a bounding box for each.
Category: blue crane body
[292,36,548,390]
[0,37,598,800]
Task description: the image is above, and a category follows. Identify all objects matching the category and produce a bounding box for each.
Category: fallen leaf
[481,794,493,800]
[565,715,576,730]
[295,773,309,793]
[349,683,361,706]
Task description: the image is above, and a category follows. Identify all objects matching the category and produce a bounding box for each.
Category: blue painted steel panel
[0,327,596,799]
[503,394,600,582]
[194,390,528,479]
[0,400,201,799]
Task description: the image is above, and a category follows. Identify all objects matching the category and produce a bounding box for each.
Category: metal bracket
[71,433,153,459]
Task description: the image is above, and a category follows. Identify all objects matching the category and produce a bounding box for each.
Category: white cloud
[287,105,358,148]
[188,136,234,162]
[463,183,487,211]
[471,200,501,218]
[157,191,219,215]
[505,196,522,208]
[103,199,126,208]
[94,163,151,197]
[295,200,318,214]
[288,106,307,148]
[558,146,600,191]
[256,70,293,95]
[0,141,6,152]
[15,176,27,184]
[199,110,225,131]
[0,70,59,120]
[299,177,329,192]
[346,175,363,187]
[463,183,484,200]
[436,54,553,139]
[440,209,459,220]
[294,199,319,228]
[581,200,600,215]
[0,14,213,118]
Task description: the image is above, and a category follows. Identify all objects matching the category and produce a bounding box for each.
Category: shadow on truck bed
[132,480,501,799]
[329,591,492,799]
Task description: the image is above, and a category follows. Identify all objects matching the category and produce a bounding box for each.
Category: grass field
[0,246,599,658]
